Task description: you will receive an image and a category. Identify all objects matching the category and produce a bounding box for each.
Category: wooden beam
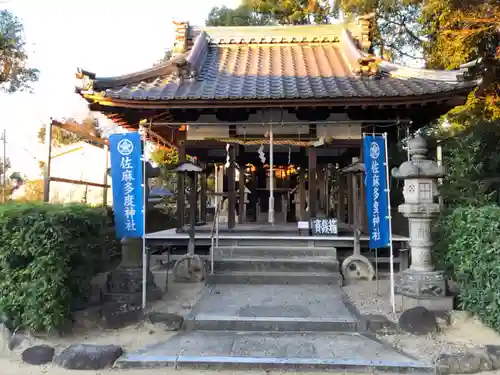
[84,90,472,110]
[50,176,111,189]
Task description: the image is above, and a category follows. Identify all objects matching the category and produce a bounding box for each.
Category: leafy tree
[37,117,102,146]
[429,118,500,208]
[0,9,39,93]
[149,146,180,194]
[421,0,500,120]
[206,5,273,26]
[12,179,43,202]
[333,0,425,62]
[332,0,498,118]
[243,0,333,25]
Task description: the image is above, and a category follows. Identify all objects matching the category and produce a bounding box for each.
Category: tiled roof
[77,22,477,103]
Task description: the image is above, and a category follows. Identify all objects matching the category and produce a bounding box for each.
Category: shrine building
[75,15,478,270]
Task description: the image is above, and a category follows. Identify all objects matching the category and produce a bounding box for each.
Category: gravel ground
[343,280,500,365]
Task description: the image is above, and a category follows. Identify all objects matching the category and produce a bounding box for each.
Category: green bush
[439,119,500,207]
[0,202,111,332]
[433,205,500,331]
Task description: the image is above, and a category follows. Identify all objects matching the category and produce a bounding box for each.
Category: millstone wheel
[172,254,206,282]
[341,255,375,282]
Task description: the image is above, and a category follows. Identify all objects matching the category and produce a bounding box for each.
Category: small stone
[485,345,500,369]
[21,345,55,365]
[363,314,398,333]
[435,312,451,330]
[0,323,12,354]
[102,303,143,329]
[436,351,493,374]
[458,351,493,373]
[8,332,24,351]
[398,306,437,335]
[54,344,123,370]
[148,312,184,331]
[436,353,459,375]
[0,313,12,331]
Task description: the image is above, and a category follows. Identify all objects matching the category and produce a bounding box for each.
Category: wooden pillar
[200,162,207,223]
[176,141,186,231]
[359,174,367,232]
[317,166,325,214]
[337,170,346,223]
[238,145,245,224]
[308,148,317,219]
[188,171,197,255]
[238,167,245,224]
[102,144,109,206]
[299,164,306,221]
[347,172,353,225]
[228,146,236,229]
[359,144,368,232]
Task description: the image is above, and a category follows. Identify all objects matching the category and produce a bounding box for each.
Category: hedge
[433,205,500,331]
[0,202,111,332]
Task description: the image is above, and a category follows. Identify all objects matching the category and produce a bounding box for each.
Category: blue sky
[1,0,239,177]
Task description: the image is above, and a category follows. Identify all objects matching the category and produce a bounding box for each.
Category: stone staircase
[206,239,343,286]
[117,229,431,372]
[117,282,433,372]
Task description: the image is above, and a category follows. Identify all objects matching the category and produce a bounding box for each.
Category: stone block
[72,306,102,330]
[397,269,447,298]
[151,268,168,293]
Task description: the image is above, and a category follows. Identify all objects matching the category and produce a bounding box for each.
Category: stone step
[214,257,339,273]
[217,237,334,247]
[206,271,343,285]
[217,245,336,258]
[184,315,358,332]
[115,331,434,373]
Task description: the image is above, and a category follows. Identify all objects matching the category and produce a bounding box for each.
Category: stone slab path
[184,284,358,331]
[116,284,433,372]
[116,331,432,372]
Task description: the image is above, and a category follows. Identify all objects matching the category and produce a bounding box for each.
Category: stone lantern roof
[391,136,445,179]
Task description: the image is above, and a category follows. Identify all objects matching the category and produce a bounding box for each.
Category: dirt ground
[344,280,500,365]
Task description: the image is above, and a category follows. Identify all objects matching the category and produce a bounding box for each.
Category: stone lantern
[391,135,452,311]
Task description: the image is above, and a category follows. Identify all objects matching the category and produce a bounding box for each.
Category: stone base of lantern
[394,294,454,312]
[395,268,453,312]
[104,267,163,305]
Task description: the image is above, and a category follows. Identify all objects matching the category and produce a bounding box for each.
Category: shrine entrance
[254,163,298,224]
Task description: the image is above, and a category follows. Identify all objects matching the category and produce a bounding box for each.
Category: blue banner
[363,135,390,248]
[109,132,144,239]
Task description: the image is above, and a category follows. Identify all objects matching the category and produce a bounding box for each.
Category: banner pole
[141,123,148,310]
[383,133,396,314]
